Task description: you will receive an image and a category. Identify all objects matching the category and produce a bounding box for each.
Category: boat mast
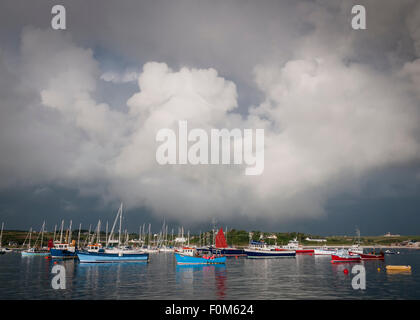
[28,227,32,249]
[77,223,81,248]
[40,221,45,248]
[0,222,3,248]
[59,220,64,243]
[53,224,57,243]
[97,220,101,244]
[118,203,123,246]
[107,203,122,246]
[68,220,72,244]
[147,223,152,248]
[105,221,108,245]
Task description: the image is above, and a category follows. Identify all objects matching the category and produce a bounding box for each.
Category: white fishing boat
[244,241,296,258]
[282,238,314,254]
[348,244,363,254]
[314,246,338,255]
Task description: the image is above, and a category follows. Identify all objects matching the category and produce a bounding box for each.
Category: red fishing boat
[331,250,361,263]
[359,252,385,260]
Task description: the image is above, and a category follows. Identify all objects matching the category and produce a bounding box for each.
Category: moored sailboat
[21,222,50,257]
[207,228,245,257]
[0,222,11,254]
[76,203,149,263]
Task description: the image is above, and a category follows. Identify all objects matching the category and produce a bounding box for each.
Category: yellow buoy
[377,268,381,272]
[386,265,411,271]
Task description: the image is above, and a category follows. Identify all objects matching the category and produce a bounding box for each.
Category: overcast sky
[0,0,420,235]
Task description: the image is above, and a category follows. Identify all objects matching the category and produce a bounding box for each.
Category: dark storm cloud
[0,0,420,234]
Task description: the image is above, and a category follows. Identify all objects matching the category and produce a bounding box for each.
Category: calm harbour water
[0,249,419,299]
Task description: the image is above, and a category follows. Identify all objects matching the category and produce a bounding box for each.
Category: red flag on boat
[215,228,228,248]
[47,239,54,248]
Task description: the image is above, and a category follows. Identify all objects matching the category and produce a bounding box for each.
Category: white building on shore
[305,237,327,242]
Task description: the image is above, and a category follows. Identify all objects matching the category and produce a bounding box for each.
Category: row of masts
[9,207,230,249]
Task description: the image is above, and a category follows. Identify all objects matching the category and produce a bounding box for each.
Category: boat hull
[175,253,226,265]
[245,249,296,258]
[21,251,50,257]
[331,254,361,263]
[50,248,77,259]
[77,250,149,263]
[359,253,385,260]
[296,249,314,254]
[208,247,246,256]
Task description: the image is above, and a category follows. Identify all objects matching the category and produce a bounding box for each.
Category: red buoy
[343,269,349,275]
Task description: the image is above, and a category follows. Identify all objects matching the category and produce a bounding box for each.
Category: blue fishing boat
[50,221,77,259]
[174,247,226,265]
[77,248,149,263]
[244,241,296,258]
[76,203,149,263]
[50,243,77,258]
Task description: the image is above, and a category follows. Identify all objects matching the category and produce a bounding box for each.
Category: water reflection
[0,250,419,299]
[76,261,148,298]
[175,264,227,299]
